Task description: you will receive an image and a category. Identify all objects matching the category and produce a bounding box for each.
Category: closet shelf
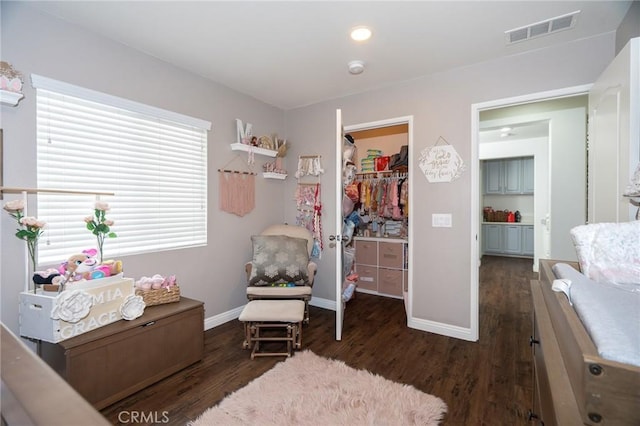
[262,172,287,180]
[230,143,277,158]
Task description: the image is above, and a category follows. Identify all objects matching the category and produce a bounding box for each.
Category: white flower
[120,294,145,320]
[51,290,93,322]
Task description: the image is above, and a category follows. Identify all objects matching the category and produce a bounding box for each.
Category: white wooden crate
[19,274,136,343]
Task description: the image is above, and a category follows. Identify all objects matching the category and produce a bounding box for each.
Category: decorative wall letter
[236,119,253,145]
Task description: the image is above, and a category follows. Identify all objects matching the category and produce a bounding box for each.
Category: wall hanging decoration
[218,170,256,217]
[418,136,466,183]
[218,155,256,217]
[295,155,324,179]
[295,183,323,258]
[294,154,324,258]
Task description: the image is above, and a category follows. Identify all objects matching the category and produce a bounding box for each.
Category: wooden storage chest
[40,297,204,409]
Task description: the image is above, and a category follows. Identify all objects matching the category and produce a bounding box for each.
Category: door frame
[470,84,591,340]
[339,115,414,337]
[478,124,550,270]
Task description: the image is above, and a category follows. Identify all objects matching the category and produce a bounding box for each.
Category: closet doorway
[336,115,413,341]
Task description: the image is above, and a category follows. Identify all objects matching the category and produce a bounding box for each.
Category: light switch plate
[432,213,452,227]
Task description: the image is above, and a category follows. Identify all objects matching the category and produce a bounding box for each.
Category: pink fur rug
[190,350,447,425]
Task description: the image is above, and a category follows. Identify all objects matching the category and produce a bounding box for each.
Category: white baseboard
[203,305,244,330]
[407,317,477,342]
[203,296,336,331]
[203,298,475,343]
[309,296,335,311]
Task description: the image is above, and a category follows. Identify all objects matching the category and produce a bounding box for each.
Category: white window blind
[33,75,211,265]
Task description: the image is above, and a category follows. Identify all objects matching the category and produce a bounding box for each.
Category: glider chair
[245,224,317,323]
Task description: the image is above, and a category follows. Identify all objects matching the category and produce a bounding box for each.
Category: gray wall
[1,3,286,335]
[284,33,615,335]
[616,0,640,53]
[0,1,620,342]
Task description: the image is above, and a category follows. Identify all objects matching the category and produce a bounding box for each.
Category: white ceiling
[28,1,632,110]
[479,120,550,143]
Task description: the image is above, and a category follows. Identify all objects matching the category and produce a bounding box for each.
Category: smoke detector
[348,60,365,75]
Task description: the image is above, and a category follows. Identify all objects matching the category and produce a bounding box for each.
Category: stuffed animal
[135,274,177,290]
[58,248,112,282]
[32,268,61,285]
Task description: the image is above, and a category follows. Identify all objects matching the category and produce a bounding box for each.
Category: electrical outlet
[432,213,452,228]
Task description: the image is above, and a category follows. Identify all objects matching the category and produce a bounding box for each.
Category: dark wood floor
[101,255,536,425]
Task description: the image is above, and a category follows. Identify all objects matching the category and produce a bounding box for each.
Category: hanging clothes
[312,183,323,253]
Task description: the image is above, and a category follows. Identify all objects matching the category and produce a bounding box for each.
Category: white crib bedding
[552,262,640,367]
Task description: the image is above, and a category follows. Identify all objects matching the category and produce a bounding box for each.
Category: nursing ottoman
[239,299,304,358]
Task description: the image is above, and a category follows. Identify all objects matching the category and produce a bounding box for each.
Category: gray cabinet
[503,160,522,194]
[482,224,534,258]
[484,160,503,194]
[483,157,534,195]
[503,225,522,254]
[522,157,535,194]
[483,224,502,252]
[522,225,535,256]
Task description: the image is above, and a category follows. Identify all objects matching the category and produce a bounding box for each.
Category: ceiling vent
[505,10,580,44]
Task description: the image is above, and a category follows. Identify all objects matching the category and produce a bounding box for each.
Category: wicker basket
[493,211,508,222]
[135,286,180,307]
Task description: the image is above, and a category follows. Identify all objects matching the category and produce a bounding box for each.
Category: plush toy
[32,268,61,285]
[58,248,112,282]
[135,274,177,290]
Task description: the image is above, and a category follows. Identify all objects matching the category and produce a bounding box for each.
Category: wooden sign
[418,138,465,183]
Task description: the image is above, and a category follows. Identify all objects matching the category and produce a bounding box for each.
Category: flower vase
[28,261,37,294]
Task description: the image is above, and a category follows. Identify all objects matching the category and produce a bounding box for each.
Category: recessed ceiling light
[500,127,512,132]
[350,26,372,42]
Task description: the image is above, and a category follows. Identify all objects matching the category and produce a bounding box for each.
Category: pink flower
[95,201,111,211]
[3,199,24,213]
[20,216,46,229]
[88,201,117,262]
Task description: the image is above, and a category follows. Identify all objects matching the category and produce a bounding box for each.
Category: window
[33,75,211,265]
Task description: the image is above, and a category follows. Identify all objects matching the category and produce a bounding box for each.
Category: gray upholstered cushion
[553,262,640,367]
[248,235,310,286]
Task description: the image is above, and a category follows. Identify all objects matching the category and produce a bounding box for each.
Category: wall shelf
[230,143,277,158]
[0,89,24,106]
[262,172,287,180]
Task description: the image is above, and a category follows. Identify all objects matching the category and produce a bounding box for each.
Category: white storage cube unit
[19,274,136,343]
